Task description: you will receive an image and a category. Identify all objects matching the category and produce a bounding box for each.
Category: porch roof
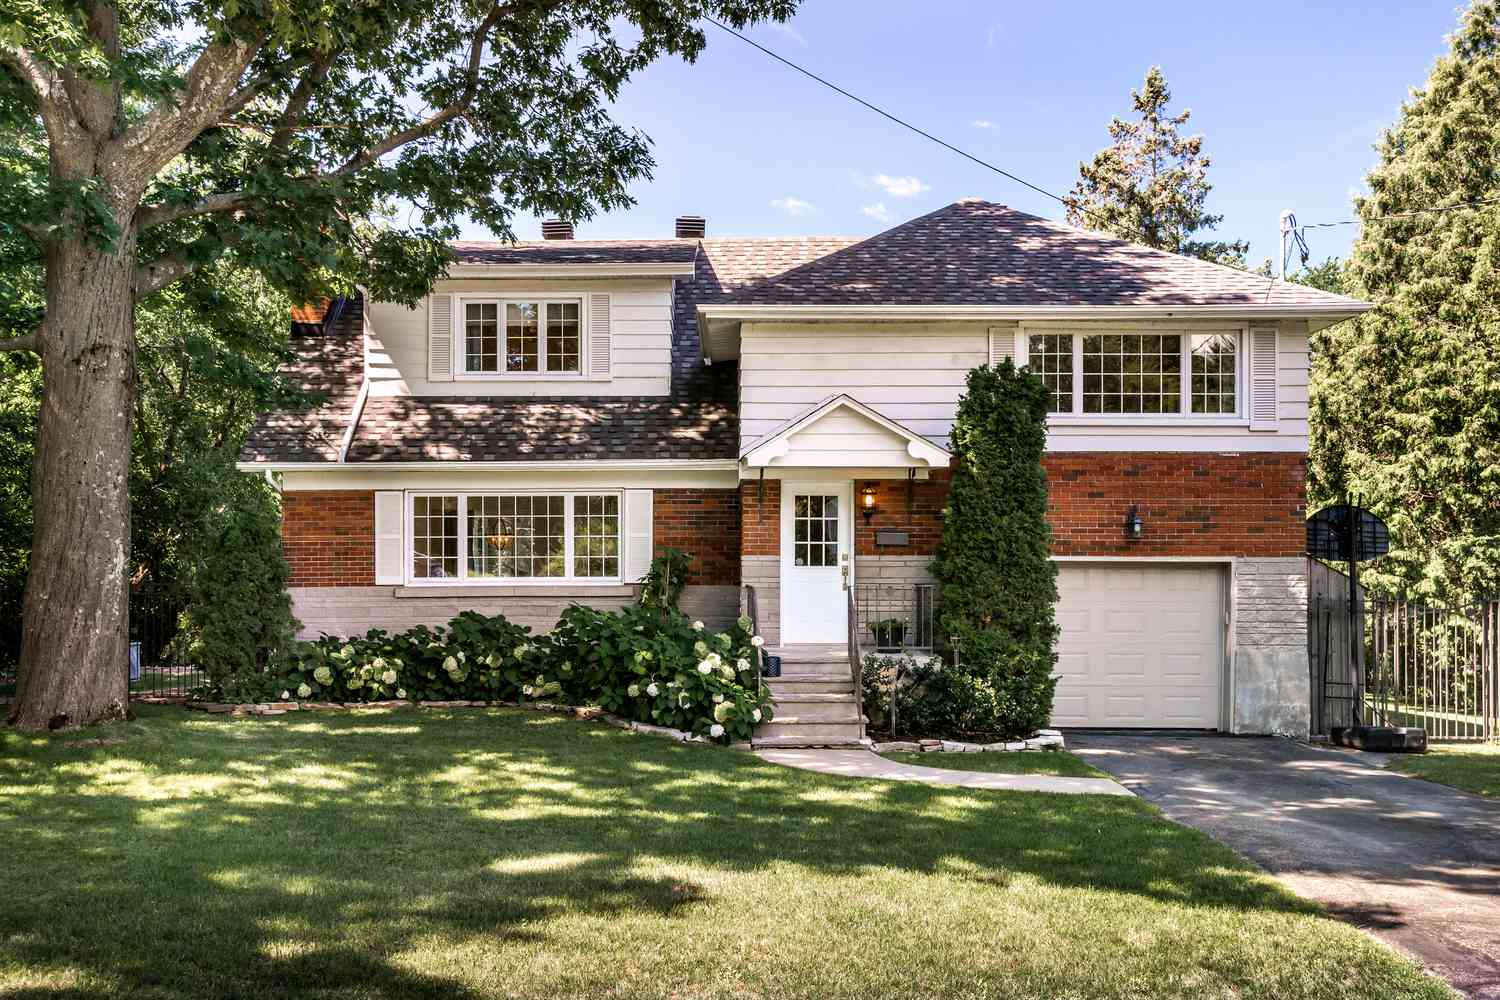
[739,394,952,470]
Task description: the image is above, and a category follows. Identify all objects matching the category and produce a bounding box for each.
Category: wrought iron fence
[1365,596,1499,742]
[852,583,937,652]
[128,587,205,699]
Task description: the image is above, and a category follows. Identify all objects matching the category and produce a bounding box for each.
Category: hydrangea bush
[234,606,773,744]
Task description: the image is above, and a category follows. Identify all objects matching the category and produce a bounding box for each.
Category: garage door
[1052,563,1226,728]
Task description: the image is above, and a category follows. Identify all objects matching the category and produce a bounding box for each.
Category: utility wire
[1296,195,1500,230]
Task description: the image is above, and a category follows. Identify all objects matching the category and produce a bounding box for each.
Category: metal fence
[128,587,205,699]
[852,583,937,652]
[1366,596,1499,742]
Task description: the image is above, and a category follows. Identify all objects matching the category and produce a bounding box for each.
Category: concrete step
[766,677,854,696]
[754,719,865,744]
[751,735,866,750]
[777,663,853,679]
[766,644,847,663]
[768,700,862,723]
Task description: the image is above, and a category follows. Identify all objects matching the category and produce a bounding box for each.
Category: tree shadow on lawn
[0,706,1334,999]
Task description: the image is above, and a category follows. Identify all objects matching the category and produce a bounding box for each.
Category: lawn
[1388,741,1500,798]
[0,705,1450,1000]
[879,750,1110,779]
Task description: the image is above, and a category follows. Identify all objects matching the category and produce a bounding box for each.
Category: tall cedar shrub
[178,479,299,698]
[1311,1,1500,601]
[931,361,1059,736]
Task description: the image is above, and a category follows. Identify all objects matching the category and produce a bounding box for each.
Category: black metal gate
[128,587,204,699]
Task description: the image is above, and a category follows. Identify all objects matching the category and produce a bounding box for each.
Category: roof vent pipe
[541,219,575,240]
[675,215,706,239]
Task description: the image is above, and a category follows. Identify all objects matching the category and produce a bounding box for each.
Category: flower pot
[761,654,781,678]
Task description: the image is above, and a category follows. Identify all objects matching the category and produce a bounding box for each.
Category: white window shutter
[1248,327,1279,431]
[987,326,1014,366]
[589,293,612,379]
[374,491,405,584]
[621,489,653,583]
[1014,329,1029,367]
[428,294,454,382]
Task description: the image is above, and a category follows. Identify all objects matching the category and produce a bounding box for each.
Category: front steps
[754,645,866,748]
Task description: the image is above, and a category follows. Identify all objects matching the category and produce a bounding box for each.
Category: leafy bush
[929,360,1060,738]
[638,547,692,612]
[243,605,773,744]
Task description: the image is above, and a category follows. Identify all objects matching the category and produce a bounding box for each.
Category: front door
[780,483,852,644]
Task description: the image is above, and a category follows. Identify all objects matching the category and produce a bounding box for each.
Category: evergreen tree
[930,361,1058,736]
[1311,1,1500,601]
[1067,67,1249,266]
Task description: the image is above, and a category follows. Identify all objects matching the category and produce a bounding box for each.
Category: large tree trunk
[8,237,137,730]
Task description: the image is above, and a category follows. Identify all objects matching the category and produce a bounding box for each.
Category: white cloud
[767,22,807,46]
[869,174,930,198]
[770,196,815,216]
[861,202,894,224]
[972,119,995,129]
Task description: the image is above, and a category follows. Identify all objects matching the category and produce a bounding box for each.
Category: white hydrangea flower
[371,657,386,671]
[535,674,545,685]
[514,645,528,658]
[752,708,762,722]
[693,640,709,658]
[627,684,641,697]
[697,660,713,675]
[736,658,750,672]
[713,702,732,723]
[709,723,724,738]
[442,655,458,672]
[280,690,290,700]
[692,620,704,631]
[719,664,734,680]
[523,684,534,696]
[396,688,407,699]
[678,693,691,709]
[704,652,722,667]
[381,669,397,685]
[313,665,332,685]
[750,636,764,648]
[646,682,660,696]
[712,693,724,703]
[296,683,311,698]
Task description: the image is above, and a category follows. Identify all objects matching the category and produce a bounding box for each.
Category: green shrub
[251,605,773,744]
[929,360,1060,738]
[638,547,692,612]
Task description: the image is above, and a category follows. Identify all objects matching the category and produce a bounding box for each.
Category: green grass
[0,705,1451,1000]
[880,749,1111,779]
[1388,741,1500,798]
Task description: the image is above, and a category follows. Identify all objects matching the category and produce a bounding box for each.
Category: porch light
[860,485,879,523]
[1125,504,1144,540]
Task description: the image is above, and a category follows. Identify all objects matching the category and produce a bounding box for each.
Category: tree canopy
[1310,1,1500,601]
[1066,66,1249,266]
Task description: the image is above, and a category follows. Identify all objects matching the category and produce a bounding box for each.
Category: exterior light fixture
[860,485,879,522]
[1125,504,1144,540]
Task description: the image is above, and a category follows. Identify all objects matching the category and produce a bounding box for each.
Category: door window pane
[464,302,499,373]
[573,494,619,578]
[1082,334,1182,414]
[793,494,840,567]
[546,301,581,373]
[412,496,458,579]
[505,302,539,372]
[1191,333,1237,414]
[1028,334,1073,413]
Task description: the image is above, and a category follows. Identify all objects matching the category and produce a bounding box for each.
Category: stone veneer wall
[1231,557,1310,738]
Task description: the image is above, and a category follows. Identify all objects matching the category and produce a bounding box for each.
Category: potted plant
[871,618,906,649]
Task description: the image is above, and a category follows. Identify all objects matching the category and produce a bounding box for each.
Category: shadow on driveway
[1069,732,1500,1000]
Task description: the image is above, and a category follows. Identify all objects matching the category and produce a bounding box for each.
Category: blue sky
[482,1,1463,268]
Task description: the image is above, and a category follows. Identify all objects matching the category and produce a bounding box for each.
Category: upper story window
[1027,330,1241,417]
[461,297,582,376]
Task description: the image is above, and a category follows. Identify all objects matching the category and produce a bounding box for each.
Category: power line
[1296,195,1500,230]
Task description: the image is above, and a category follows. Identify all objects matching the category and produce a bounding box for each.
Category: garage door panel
[1053,564,1224,729]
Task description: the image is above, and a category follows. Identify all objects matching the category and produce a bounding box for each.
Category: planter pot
[761,655,782,678]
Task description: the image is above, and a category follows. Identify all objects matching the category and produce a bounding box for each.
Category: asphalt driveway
[1069,733,1500,999]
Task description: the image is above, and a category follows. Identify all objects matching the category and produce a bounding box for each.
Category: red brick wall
[1044,452,1307,557]
[653,489,740,585]
[282,490,375,586]
[739,478,781,556]
[854,470,951,556]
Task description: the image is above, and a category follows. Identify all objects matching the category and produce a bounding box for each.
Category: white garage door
[1052,563,1226,728]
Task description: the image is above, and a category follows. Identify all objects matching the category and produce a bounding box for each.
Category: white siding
[740,319,1312,454]
[365,277,673,397]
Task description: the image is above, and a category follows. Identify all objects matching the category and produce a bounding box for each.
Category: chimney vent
[541,219,574,240]
[675,215,706,239]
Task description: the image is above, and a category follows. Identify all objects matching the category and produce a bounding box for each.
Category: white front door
[780,483,852,644]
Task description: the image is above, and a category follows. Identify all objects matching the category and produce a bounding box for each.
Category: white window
[459,297,583,377]
[1026,330,1241,417]
[407,492,620,583]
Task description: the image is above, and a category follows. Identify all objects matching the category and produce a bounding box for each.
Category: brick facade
[282,490,375,587]
[653,488,740,585]
[853,470,951,556]
[739,478,781,556]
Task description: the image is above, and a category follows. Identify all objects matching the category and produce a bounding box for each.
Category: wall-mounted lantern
[1125,504,1144,540]
[860,484,879,523]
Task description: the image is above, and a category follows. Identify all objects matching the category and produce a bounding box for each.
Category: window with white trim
[1026,330,1241,416]
[460,297,583,376]
[408,492,620,582]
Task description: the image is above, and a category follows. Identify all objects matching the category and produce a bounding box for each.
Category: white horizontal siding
[365,277,673,397]
[739,319,1312,454]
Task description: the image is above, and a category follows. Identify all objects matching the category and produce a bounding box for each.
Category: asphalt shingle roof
[448,239,698,266]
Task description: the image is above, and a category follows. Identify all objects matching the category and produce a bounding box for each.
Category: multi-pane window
[572,494,619,578]
[1027,334,1073,413]
[409,493,618,582]
[792,494,840,567]
[460,298,583,376]
[1027,330,1239,417]
[1191,333,1237,414]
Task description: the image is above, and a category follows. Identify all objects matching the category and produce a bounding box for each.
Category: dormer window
[460,297,582,377]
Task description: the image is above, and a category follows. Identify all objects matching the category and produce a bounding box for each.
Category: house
[239,200,1370,741]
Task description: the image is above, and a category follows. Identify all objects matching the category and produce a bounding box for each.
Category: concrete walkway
[755,748,1132,796]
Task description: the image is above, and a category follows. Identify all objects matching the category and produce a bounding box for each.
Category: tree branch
[270,52,336,152]
[133,232,243,300]
[0,329,41,354]
[0,43,85,148]
[136,191,257,231]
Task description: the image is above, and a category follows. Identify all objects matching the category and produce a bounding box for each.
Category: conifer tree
[1067,67,1248,266]
[1311,1,1500,600]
